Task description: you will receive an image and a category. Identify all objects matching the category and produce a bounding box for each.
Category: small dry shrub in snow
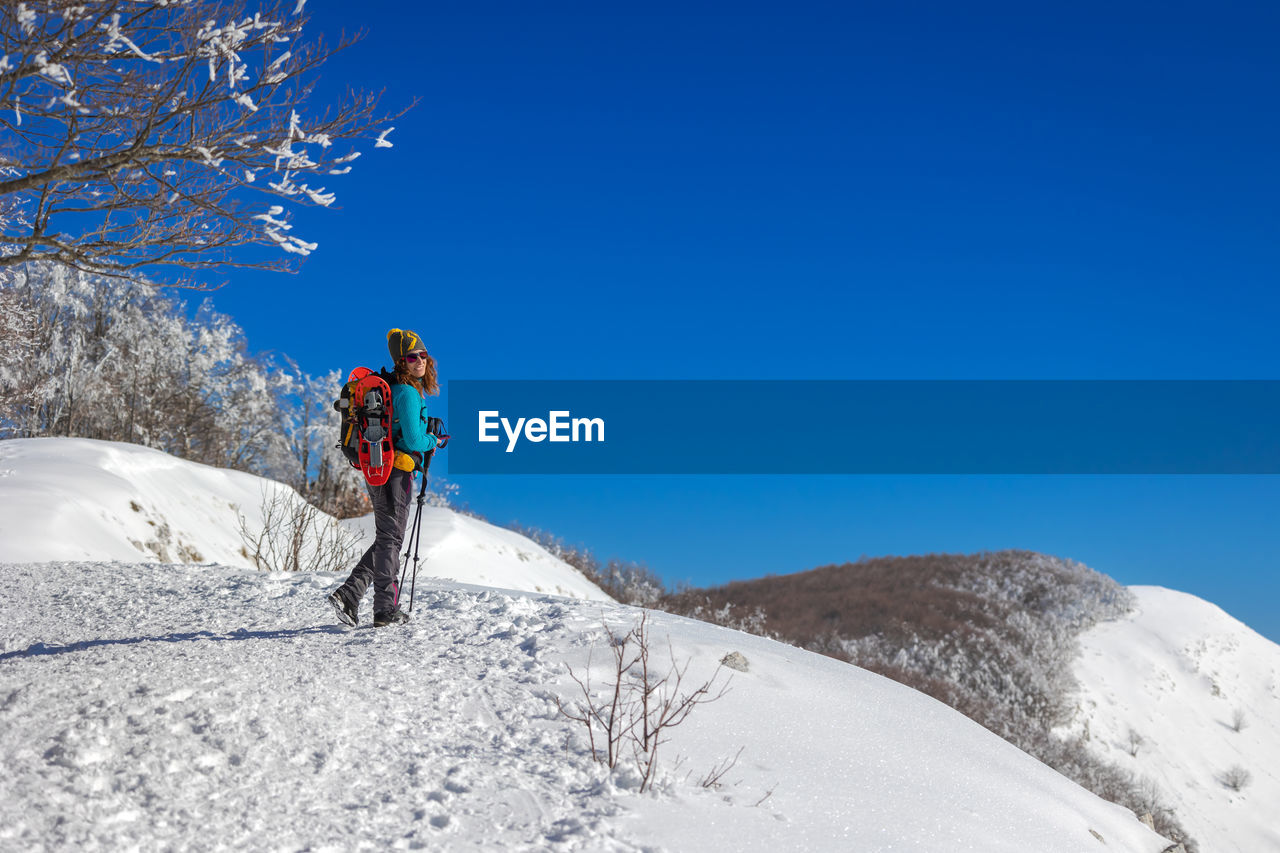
[557,611,731,793]
[1230,708,1248,732]
[237,485,361,572]
[1126,727,1144,757]
[698,746,744,790]
[1218,765,1252,791]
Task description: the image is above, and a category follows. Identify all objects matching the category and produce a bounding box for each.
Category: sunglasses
[404,352,428,364]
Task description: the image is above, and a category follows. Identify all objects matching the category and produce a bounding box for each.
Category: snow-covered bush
[676,597,771,638]
[508,525,666,607]
[596,559,667,608]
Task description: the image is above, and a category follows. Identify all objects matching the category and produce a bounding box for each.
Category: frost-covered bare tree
[0,279,44,412]
[0,262,279,464]
[1,261,381,516]
[0,0,406,280]
[273,359,368,516]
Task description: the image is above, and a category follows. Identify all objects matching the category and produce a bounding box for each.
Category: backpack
[335,368,445,483]
[334,367,398,485]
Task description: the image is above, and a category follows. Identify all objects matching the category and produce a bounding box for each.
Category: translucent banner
[445,380,1280,474]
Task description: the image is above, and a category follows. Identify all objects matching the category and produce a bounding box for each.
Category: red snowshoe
[348,367,395,486]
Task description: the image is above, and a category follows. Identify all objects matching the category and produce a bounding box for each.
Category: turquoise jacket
[391,382,439,457]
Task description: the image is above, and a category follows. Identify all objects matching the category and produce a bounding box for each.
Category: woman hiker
[327,328,441,627]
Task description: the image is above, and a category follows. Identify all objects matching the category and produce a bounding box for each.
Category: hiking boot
[373,609,410,627]
[327,589,359,627]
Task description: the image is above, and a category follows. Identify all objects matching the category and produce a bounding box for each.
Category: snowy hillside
[0,560,1173,852]
[0,437,608,601]
[1064,586,1280,853]
[339,509,607,601]
[0,437,1175,851]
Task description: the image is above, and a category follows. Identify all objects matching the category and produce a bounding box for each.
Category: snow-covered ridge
[1065,586,1280,853]
[0,437,608,602]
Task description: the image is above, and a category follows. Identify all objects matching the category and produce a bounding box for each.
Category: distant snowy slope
[1065,586,1280,853]
[0,437,609,602]
[0,561,1172,852]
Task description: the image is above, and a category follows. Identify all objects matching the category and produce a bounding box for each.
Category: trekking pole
[398,428,445,612]
[400,469,430,612]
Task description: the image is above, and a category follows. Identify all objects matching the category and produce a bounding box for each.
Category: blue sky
[209,3,1280,640]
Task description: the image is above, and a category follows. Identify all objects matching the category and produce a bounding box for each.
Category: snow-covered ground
[1065,585,1280,853]
[0,561,1170,852]
[0,437,1177,850]
[0,437,289,567]
[0,437,608,602]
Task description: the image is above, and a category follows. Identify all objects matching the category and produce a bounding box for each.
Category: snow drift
[0,437,608,601]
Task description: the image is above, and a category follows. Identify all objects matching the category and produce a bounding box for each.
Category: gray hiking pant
[341,467,414,615]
